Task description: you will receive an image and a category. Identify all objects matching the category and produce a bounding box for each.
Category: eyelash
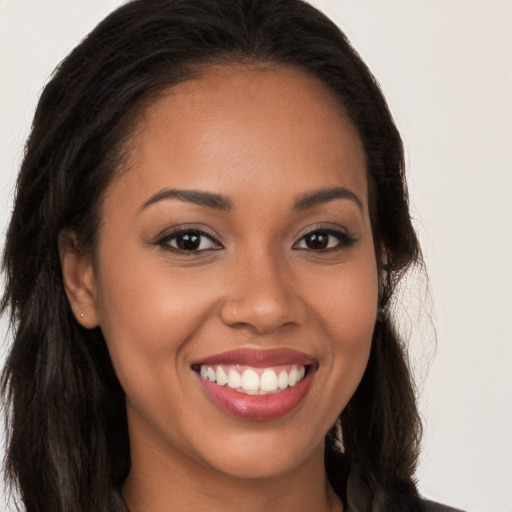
[156,229,223,253]
[293,227,357,252]
[156,226,357,254]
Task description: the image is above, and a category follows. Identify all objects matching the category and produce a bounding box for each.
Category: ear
[58,229,100,329]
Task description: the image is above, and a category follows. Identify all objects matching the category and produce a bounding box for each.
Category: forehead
[106,64,368,212]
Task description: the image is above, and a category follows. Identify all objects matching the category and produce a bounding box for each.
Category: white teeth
[260,369,278,392]
[206,367,216,382]
[227,369,242,389]
[216,367,228,386]
[241,369,260,391]
[199,364,307,393]
[277,370,289,390]
[288,368,299,387]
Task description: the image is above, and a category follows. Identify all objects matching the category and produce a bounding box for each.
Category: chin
[195,428,324,481]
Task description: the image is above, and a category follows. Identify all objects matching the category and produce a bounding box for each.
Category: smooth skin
[60,65,378,512]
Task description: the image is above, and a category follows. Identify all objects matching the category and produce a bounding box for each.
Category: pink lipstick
[192,348,317,420]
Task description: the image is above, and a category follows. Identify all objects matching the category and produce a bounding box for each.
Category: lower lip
[196,369,314,420]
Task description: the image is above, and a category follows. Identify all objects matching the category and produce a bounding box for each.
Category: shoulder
[420,498,465,512]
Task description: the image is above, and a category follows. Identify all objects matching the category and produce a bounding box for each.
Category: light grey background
[1,1,511,511]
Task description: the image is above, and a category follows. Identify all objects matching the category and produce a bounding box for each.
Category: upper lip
[192,348,317,368]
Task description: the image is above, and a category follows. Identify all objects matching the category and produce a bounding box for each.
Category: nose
[219,251,307,334]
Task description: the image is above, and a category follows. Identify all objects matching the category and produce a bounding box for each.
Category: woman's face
[89,65,378,481]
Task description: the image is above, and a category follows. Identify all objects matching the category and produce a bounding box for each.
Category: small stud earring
[80,312,85,318]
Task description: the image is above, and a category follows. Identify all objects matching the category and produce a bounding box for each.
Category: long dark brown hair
[1,1,422,510]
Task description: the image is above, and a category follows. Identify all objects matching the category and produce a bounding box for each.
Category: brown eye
[303,231,330,250]
[159,230,222,252]
[175,233,202,251]
[294,228,357,251]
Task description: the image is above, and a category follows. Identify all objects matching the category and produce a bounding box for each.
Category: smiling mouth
[192,364,309,395]
[191,348,317,420]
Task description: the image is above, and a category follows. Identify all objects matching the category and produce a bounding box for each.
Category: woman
[1,0,462,511]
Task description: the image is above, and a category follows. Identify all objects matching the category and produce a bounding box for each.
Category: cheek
[93,257,220,443]
[92,245,217,383]
[335,258,378,359]
[313,252,378,340]
[310,253,378,406]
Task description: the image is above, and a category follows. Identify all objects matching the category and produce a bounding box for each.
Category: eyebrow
[138,185,363,214]
[138,188,233,212]
[293,187,363,212]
